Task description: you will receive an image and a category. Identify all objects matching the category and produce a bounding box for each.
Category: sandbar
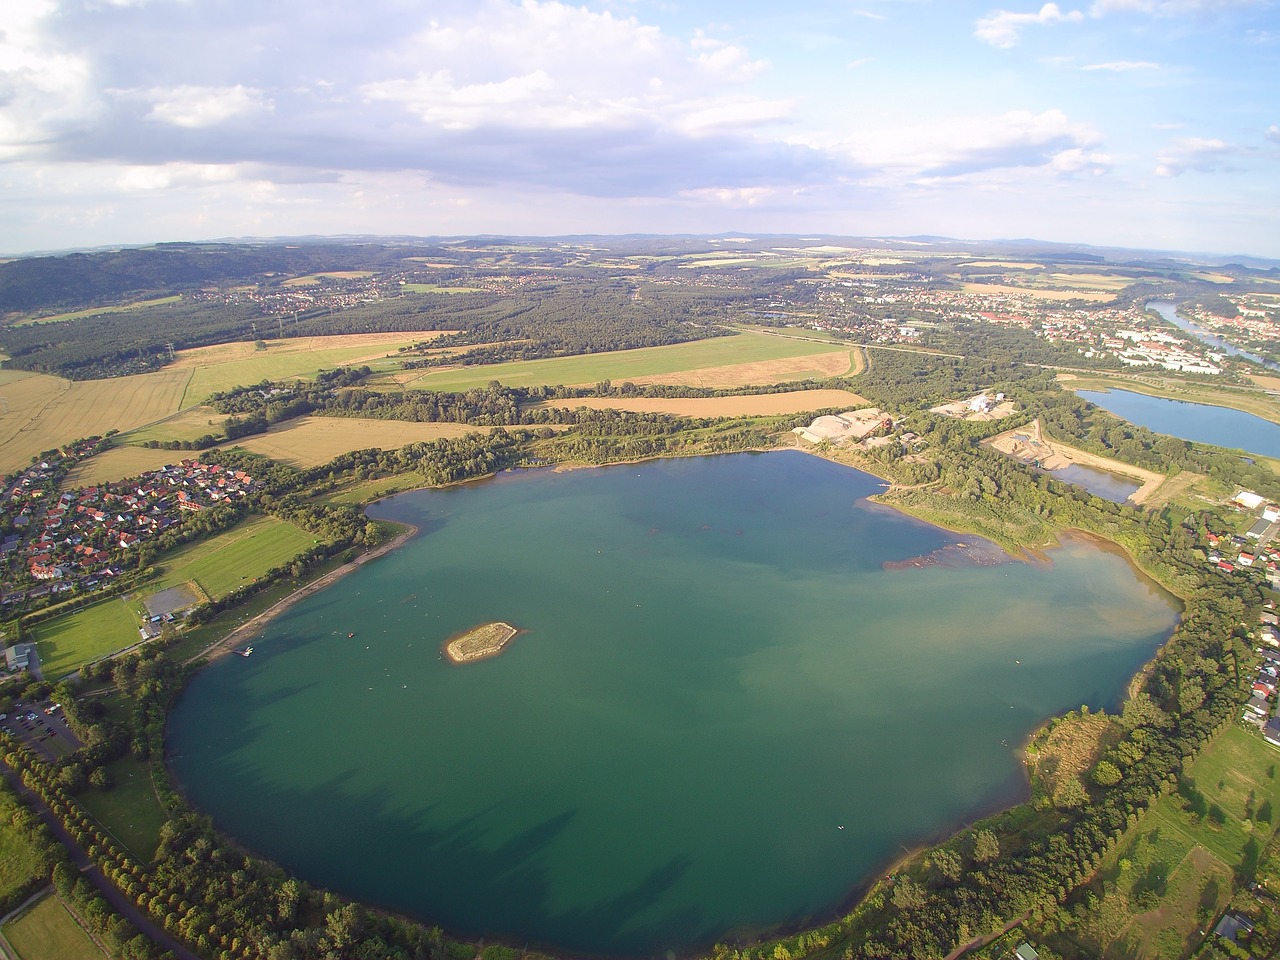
[443,621,524,664]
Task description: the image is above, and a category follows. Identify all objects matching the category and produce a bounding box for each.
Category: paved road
[0,763,202,960]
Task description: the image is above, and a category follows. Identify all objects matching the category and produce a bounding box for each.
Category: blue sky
[1,0,1276,257]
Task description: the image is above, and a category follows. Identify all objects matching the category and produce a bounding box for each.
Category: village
[0,447,256,611]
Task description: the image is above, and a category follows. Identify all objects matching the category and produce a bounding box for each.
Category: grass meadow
[150,514,317,600]
[1,895,105,960]
[75,756,167,860]
[1031,725,1280,959]
[31,597,142,680]
[401,330,852,391]
[175,332,448,404]
[0,785,51,908]
[533,388,869,418]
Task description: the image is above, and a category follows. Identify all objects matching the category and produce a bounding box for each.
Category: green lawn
[150,514,318,600]
[75,757,166,861]
[31,598,141,680]
[0,785,52,909]
[2,894,105,960]
[322,472,425,505]
[1029,725,1280,959]
[401,330,850,391]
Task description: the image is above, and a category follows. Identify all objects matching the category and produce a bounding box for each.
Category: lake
[167,452,1179,957]
[1046,463,1140,503]
[1078,388,1280,460]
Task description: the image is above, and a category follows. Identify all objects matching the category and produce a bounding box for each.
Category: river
[1147,300,1280,372]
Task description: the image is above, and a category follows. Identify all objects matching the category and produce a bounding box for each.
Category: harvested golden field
[537,389,868,418]
[62,446,182,487]
[627,350,858,388]
[174,332,451,404]
[1250,374,1280,391]
[229,416,492,467]
[0,368,191,474]
[961,282,1113,302]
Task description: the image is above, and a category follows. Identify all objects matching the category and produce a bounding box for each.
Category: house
[1014,944,1040,960]
[1215,911,1256,944]
[1249,519,1272,539]
[1246,695,1270,716]
[1265,504,1280,523]
[1267,719,1280,746]
[4,642,39,676]
[1240,552,1257,567]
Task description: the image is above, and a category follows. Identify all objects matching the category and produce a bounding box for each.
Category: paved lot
[0,702,81,760]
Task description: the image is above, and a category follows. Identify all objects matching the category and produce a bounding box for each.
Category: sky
[1,0,1277,258]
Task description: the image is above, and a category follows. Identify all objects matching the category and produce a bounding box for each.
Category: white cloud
[1154,136,1238,175]
[1090,0,1258,15]
[144,85,273,128]
[1267,124,1280,143]
[837,108,1102,180]
[1082,60,1160,70]
[975,3,1084,48]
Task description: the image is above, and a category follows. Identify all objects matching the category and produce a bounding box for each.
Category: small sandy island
[443,622,525,664]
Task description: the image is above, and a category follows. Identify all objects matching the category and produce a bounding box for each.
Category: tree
[1092,761,1122,788]
[972,829,1000,863]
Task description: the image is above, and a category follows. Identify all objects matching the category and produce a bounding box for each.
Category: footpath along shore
[187,521,419,665]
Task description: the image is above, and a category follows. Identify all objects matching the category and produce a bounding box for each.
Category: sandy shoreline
[185,521,420,665]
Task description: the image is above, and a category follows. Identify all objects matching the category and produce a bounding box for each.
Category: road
[0,762,202,960]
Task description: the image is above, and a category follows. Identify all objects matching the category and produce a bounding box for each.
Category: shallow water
[169,451,1178,956]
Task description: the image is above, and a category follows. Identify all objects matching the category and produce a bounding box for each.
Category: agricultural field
[1,895,105,960]
[1030,726,1280,959]
[0,368,191,475]
[535,388,869,418]
[0,784,52,909]
[123,405,229,445]
[280,271,377,286]
[31,597,142,681]
[174,332,450,405]
[231,416,492,467]
[149,514,317,600]
[76,756,166,860]
[401,331,854,392]
[61,446,180,488]
[961,282,1115,302]
[401,283,482,294]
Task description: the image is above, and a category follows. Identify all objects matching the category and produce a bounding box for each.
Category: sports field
[536,389,868,418]
[0,368,192,475]
[32,597,142,680]
[150,514,317,600]
[1,895,105,960]
[174,332,451,404]
[402,331,853,391]
[230,417,493,467]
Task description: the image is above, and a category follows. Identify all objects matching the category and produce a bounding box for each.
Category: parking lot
[0,702,81,759]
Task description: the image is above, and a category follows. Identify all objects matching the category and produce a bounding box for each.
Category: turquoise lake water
[167,452,1179,957]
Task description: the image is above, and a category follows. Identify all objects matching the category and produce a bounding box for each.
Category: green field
[322,472,426,505]
[1031,725,1280,959]
[0,785,51,909]
[75,757,166,860]
[150,514,317,600]
[178,333,438,404]
[31,598,142,681]
[401,330,850,391]
[2,895,105,960]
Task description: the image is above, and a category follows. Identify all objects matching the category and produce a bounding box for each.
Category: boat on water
[235,646,254,657]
